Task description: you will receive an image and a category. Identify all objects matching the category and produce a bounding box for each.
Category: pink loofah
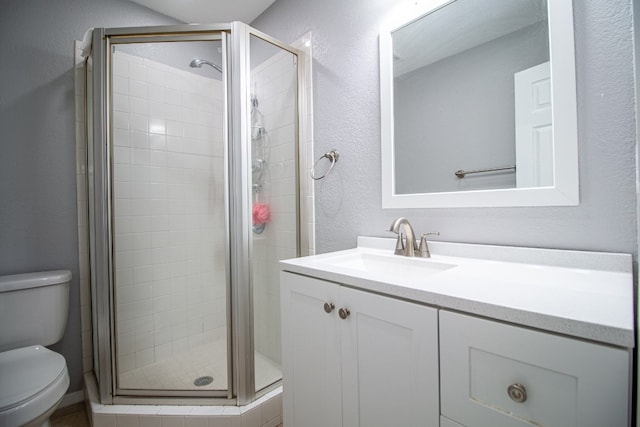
[252,203,271,224]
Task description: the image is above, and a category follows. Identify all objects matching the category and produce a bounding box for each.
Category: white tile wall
[292,33,316,257]
[111,52,226,375]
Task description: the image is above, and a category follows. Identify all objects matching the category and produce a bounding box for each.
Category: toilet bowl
[0,346,70,427]
[0,271,71,427]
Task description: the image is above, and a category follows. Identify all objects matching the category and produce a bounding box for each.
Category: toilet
[0,270,71,427]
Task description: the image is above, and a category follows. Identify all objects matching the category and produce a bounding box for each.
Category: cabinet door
[340,286,439,427]
[440,310,631,427]
[281,272,343,427]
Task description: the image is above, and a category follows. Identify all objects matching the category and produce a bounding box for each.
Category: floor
[119,341,282,391]
[51,403,89,427]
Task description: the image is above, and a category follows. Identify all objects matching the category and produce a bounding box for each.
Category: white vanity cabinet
[280,271,440,427]
[439,310,631,427]
[280,238,634,427]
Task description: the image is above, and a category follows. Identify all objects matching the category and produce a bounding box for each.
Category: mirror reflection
[392,0,550,195]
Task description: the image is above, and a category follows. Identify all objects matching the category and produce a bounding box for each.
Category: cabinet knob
[323,302,335,313]
[338,308,351,320]
[507,383,527,403]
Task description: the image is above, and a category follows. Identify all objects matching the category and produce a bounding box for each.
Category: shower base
[85,373,284,426]
[119,339,282,391]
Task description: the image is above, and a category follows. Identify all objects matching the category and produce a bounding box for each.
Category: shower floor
[119,340,282,391]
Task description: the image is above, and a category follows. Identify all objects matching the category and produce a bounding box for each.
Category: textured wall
[252,0,637,257]
[0,0,178,393]
[633,0,640,421]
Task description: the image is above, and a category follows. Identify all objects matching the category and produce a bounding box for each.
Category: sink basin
[318,251,457,278]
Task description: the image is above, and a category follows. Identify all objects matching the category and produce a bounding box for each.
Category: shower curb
[83,373,282,427]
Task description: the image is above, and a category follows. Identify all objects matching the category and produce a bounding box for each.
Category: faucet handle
[394,233,405,255]
[418,232,439,258]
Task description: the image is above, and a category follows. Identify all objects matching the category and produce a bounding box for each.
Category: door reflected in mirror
[380,0,579,208]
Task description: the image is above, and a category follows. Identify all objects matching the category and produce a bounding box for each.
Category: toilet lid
[0,345,67,411]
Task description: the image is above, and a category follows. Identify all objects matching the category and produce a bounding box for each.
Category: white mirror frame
[380,0,579,208]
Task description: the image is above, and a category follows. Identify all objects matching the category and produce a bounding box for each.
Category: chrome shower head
[189,58,206,68]
[189,58,222,73]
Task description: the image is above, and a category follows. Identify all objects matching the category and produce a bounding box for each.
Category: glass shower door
[248,33,299,393]
[109,36,229,394]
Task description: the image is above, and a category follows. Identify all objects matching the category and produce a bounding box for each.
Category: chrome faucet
[388,217,418,257]
[418,232,439,258]
[388,218,440,258]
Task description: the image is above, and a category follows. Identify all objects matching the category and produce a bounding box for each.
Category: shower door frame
[89,22,305,406]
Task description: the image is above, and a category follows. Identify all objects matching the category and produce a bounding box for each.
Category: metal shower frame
[88,22,306,406]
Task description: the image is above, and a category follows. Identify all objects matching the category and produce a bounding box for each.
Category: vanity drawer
[439,310,630,427]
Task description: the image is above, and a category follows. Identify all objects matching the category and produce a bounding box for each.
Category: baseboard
[59,390,85,408]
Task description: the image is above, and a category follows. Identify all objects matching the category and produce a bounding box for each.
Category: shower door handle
[323,302,335,313]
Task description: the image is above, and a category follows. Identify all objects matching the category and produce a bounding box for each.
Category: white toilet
[0,270,71,427]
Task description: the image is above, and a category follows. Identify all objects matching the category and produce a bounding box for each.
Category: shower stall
[83,22,310,406]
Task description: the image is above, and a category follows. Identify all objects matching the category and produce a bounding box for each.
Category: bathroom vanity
[279,237,634,427]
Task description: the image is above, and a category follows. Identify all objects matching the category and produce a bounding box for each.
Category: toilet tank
[0,270,71,352]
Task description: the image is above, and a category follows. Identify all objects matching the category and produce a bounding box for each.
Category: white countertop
[280,237,635,348]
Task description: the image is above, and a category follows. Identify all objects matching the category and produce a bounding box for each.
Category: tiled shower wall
[251,47,299,365]
[111,51,226,373]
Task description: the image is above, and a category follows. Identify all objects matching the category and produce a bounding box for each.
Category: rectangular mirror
[380,0,579,208]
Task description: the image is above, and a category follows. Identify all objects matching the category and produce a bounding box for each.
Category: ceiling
[393,0,547,77]
[128,0,277,24]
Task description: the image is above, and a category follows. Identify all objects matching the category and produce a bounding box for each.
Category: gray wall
[0,0,178,393]
[395,22,549,194]
[253,0,638,258]
[634,0,640,421]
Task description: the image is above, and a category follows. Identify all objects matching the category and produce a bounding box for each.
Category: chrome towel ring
[311,149,339,180]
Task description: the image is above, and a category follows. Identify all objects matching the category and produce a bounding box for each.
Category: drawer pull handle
[323,302,335,313]
[507,383,527,403]
[339,308,351,319]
